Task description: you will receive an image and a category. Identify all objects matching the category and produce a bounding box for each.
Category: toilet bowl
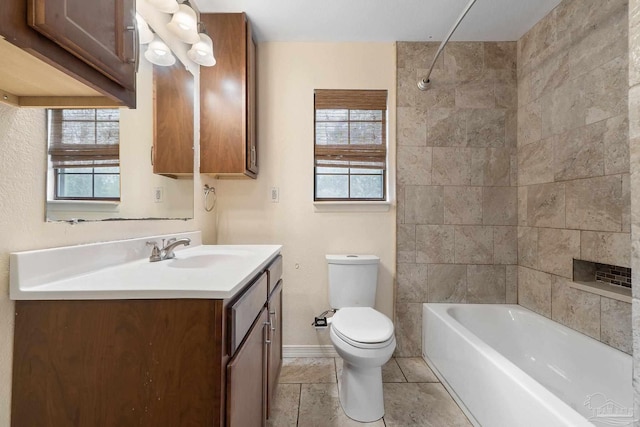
[329,306,396,422]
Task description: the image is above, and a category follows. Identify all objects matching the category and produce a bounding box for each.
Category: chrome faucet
[146,238,191,262]
[161,238,191,260]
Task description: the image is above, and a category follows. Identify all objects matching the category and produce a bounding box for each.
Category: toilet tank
[326,254,379,308]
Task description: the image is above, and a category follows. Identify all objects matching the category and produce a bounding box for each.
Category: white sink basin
[167,255,219,269]
[167,249,252,269]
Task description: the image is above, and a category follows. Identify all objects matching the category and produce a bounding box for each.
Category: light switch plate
[153,187,164,203]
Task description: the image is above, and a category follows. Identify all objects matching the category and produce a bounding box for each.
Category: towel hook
[203,184,217,212]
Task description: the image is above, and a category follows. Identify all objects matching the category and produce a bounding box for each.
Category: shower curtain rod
[417,0,478,91]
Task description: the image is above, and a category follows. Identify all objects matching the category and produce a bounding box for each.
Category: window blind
[47,109,120,169]
[314,90,387,170]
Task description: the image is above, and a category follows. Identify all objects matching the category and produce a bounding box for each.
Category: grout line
[395,357,409,382]
[295,383,302,427]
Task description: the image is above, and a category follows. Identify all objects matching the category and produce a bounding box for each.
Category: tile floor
[268,357,472,427]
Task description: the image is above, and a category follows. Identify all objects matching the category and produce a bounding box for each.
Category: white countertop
[10,233,282,300]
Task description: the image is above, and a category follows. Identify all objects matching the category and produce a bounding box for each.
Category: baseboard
[283,345,339,358]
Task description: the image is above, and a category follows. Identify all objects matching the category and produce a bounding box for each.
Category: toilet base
[338,361,384,422]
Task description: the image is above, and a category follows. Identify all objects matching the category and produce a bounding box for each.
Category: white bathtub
[422,304,633,427]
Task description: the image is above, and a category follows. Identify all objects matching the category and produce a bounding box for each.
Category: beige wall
[0,73,215,425]
[517,0,631,354]
[395,41,518,356]
[214,42,397,348]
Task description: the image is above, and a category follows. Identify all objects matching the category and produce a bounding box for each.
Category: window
[314,89,387,201]
[47,109,121,201]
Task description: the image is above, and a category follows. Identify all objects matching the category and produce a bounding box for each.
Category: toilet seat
[331,307,394,349]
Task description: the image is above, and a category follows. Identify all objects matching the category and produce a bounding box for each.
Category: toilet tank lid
[326,254,379,265]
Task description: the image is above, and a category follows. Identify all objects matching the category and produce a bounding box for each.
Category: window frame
[47,108,121,202]
[54,167,121,201]
[313,89,388,202]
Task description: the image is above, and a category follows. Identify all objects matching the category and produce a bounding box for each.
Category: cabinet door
[200,13,257,179]
[227,307,268,427]
[246,21,258,175]
[266,280,283,419]
[153,63,194,177]
[28,0,136,91]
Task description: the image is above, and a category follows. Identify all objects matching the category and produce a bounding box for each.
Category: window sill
[313,201,391,213]
[47,200,120,212]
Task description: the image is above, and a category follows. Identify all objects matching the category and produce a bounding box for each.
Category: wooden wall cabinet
[200,13,258,179]
[28,0,137,92]
[0,0,135,107]
[11,256,284,427]
[152,64,194,178]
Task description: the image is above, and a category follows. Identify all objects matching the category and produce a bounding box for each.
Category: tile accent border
[575,258,632,289]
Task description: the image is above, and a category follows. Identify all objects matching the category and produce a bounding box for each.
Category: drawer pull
[269,309,276,332]
[264,321,271,344]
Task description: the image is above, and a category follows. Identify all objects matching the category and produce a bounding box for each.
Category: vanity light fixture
[136,13,154,44]
[144,35,176,66]
[187,31,216,67]
[140,1,216,67]
[146,0,179,14]
[167,2,200,44]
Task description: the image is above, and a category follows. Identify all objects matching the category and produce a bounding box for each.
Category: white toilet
[326,254,396,422]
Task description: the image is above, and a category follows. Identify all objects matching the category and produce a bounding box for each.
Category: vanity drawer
[267,255,283,295]
[228,272,268,355]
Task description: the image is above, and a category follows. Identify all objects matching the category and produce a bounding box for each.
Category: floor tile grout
[276,356,469,426]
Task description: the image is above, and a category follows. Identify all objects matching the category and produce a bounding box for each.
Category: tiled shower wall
[516,0,631,354]
[395,42,518,356]
[629,0,640,417]
[396,0,633,358]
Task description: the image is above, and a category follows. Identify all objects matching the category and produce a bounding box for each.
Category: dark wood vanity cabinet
[226,256,283,427]
[200,13,258,178]
[152,64,194,178]
[0,0,136,107]
[226,307,269,427]
[11,255,284,427]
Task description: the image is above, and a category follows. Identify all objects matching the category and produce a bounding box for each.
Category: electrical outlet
[153,187,164,203]
[270,187,279,203]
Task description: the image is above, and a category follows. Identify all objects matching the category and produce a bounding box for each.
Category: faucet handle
[164,238,176,247]
[146,241,162,262]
